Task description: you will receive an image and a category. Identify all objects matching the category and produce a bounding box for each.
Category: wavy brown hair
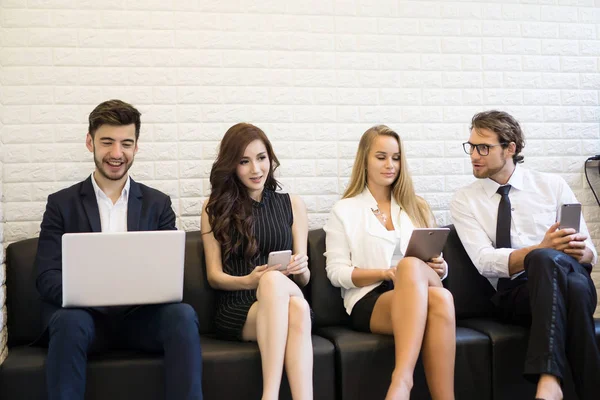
[205,123,281,264]
[343,125,434,228]
[471,110,525,164]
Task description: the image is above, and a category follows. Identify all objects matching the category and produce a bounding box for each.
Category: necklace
[371,206,388,224]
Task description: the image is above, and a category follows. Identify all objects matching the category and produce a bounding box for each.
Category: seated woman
[324,125,456,400]
[201,123,313,400]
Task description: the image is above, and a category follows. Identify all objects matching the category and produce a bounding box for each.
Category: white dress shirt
[324,187,447,315]
[450,165,598,290]
[90,173,130,233]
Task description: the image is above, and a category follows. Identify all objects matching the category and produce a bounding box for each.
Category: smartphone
[267,250,292,271]
[557,203,581,232]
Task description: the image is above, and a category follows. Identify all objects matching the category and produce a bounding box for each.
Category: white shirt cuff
[483,248,514,279]
[337,264,357,289]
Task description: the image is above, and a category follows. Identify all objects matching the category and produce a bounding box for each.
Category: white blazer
[324,188,447,315]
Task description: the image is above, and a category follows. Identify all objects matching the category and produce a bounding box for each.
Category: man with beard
[35,100,203,400]
[450,110,599,400]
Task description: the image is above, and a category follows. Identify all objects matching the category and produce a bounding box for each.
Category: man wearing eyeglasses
[450,110,599,400]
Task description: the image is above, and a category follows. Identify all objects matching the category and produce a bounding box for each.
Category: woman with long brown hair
[201,123,313,400]
[324,125,456,400]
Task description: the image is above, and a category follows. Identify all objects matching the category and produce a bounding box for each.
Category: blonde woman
[324,125,455,400]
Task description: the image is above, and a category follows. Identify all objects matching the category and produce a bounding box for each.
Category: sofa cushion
[460,318,600,400]
[307,229,349,328]
[442,225,496,319]
[0,334,336,400]
[183,231,215,334]
[6,238,42,346]
[0,346,164,400]
[317,326,492,400]
[200,334,335,400]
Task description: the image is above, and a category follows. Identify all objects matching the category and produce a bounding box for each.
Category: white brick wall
[1,0,600,365]
[0,4,7,361]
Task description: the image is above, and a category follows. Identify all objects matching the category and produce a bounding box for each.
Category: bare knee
[257,270,290,300]
[427,287,455,325]
[288,297,311,335]
[395,257,428,285]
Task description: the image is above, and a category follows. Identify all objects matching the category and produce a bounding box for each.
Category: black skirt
[350,281,393,333]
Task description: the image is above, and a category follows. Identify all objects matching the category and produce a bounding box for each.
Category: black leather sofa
[306,226,600,400]
[0,232,336,400]
[440,226,600,400]
[1,227,599,399]
[307,228,492,400]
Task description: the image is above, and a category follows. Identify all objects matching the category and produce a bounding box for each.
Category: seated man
[35,100,203,400]
[450,110,599,400]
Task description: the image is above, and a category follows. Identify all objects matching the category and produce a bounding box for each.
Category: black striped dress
[214,189,294,340]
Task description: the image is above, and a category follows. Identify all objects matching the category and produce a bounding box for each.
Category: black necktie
[495,185,512,249]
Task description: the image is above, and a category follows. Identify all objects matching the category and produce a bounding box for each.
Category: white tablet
[404,228,450,262]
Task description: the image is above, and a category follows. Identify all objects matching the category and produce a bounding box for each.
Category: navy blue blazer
[34,176,176,328]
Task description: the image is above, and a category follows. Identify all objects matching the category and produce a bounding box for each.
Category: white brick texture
[1,0,600,365]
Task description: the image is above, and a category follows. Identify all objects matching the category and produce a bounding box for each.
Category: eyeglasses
[462,142,507,156]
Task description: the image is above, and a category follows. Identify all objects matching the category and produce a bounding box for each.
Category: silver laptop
[62,230,185,307]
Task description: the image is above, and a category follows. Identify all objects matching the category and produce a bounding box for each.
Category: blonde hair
[343,125,434,228]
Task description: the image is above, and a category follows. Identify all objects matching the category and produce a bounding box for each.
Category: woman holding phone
[324,125,456,400]
[201,123,313,400]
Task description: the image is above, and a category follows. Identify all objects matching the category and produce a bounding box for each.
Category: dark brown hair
[205,123,281,264]
[470,110,525,164]
[88,99,141,140]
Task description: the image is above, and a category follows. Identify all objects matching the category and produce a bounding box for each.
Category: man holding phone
[450,110,599,400]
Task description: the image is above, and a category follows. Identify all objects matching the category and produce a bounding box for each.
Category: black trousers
[492,248,600,400]
[46,303,203,400]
